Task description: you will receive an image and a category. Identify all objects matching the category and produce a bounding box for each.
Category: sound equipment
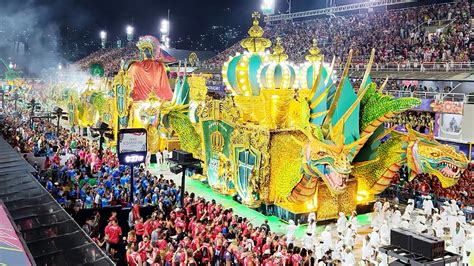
[391,228,412,251]
[171,150,193,163]
[390,228,444,260]
[411,233,444,260]
[95,122,110,130]
[170,165,183,174]
[150,154,157,164]
[53,107,63,114]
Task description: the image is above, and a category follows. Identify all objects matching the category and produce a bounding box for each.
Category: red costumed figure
[126,35,175,101]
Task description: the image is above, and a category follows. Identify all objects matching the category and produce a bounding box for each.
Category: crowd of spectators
[0,104,342,265]
[205,1,472,68]
[386,111,435,134]
[1,88,472,264]
[75,46,139,76]
[389,165,473,208]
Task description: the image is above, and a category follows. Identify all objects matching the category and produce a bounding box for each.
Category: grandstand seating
[204,1,472,68]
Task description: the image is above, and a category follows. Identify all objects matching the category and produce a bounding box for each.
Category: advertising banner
[431,100,464,114]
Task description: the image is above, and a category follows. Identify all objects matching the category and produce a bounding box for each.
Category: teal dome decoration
[299,62,321,90]
[299,39,323,90]
[258,61,297,89]
[257,37,297,90]
[222,52,267,96]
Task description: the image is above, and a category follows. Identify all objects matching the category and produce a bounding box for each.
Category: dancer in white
[369,227,381,248]
[382,201,392,221]
[306,217,317,237]
[402,199,414,220]
[414,215,427,234]
[450,199,460,213]
[302,232,314,252]
[463,227,474,265]
[391,209,402,228]
[320,225,333,252]
[422,195,434,216]
[336,212,346,236]
[432,214,445,238]
[156,151,162,167]
[344,223,355,248]
[162,148,169,169]
[451,221,465,254]
[380,221,390,245]
[361,235,373,263]
[348,211,359,233]
[400,216,410,229]
[342,247,355,266]
[285,220,298,244]
[447,207,458,236]
[372,201,383,228]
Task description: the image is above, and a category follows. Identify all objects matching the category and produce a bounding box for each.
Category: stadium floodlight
[160,19,170,48]
[160,19,170,34]
[126,25,134,42]
[126,25,134,35]
[261,0,275,15]
[100,31,107,49]
[58,63,62,70]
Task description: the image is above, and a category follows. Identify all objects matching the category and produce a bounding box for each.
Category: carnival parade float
[58,13,469,221]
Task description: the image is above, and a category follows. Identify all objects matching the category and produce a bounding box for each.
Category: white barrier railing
[200,61,473,73]
[342,61,473,72]
[385,90,468,103]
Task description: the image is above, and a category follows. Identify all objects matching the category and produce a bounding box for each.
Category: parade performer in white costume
[403,199,414,220]
[320,225,333,252]
[422,195,434,216]
[451,221,466,254]
[285,220,298,244]
[336,212,347,236]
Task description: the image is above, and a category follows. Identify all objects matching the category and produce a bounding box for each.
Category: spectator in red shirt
[105,219,122,258]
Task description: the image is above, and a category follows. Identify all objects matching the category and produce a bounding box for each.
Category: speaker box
[170,165,183,174]
[53,107,63,114]
[411,234,444,260]
[390,228,445,260]
[172,150,193,163]
[95,122,109,130]
[150,154,157,164]
[390,228,413,251]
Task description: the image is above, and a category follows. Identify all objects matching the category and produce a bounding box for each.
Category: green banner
[202,120,234,188]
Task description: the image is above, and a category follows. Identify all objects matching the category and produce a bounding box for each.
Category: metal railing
[385,90,468,103]
[200,61,472,73]
[264,0,416,22]
[341,61,473,72]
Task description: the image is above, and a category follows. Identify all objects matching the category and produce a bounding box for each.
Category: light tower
[100,30,107,49]
[160,19,170,48]
[261,0,275,16]
[126,25,134,42]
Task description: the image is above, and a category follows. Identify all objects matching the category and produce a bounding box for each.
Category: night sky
[1,0,443,65]
[1,0,338,62]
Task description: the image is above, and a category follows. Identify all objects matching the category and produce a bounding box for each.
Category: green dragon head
[298,125,364,195]
[405,127,469,188]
